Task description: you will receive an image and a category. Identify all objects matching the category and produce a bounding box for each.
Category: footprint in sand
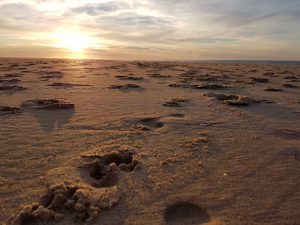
[137,118,164,131]
[81,150,139,188]
[164,202,210,225]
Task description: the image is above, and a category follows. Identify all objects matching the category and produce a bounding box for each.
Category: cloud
[0,0,300,59]
[69,2,127,15]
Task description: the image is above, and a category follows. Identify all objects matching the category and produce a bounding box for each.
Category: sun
[54,31,94,52]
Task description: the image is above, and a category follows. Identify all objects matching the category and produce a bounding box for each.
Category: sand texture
[0,59,300,225]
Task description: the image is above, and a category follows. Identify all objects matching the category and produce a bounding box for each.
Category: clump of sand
[10,183,119,225]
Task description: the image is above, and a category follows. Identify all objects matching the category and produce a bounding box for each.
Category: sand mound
[10,183,119,225]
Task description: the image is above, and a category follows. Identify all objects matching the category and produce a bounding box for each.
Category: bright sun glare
[54,31,94,52]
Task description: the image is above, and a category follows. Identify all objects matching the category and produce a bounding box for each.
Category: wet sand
[0,59,300,225]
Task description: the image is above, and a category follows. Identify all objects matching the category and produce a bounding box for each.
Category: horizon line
[0,56,299,63]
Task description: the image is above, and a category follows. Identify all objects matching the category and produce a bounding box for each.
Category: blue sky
[0,0,299,60]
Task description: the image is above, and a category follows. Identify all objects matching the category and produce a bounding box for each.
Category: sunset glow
[54,31,95,52]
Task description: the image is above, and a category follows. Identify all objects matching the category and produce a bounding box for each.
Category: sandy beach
[0,59,300,225]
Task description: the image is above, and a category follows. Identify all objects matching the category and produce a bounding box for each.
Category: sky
[0,0,299,60]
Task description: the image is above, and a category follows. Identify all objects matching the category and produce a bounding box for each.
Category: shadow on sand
[28,108,75,132]
[240,103,300,121]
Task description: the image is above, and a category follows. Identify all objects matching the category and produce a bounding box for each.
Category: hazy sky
[0,0,299,60]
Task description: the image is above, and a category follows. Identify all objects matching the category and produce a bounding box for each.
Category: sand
[0,59,299,225]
